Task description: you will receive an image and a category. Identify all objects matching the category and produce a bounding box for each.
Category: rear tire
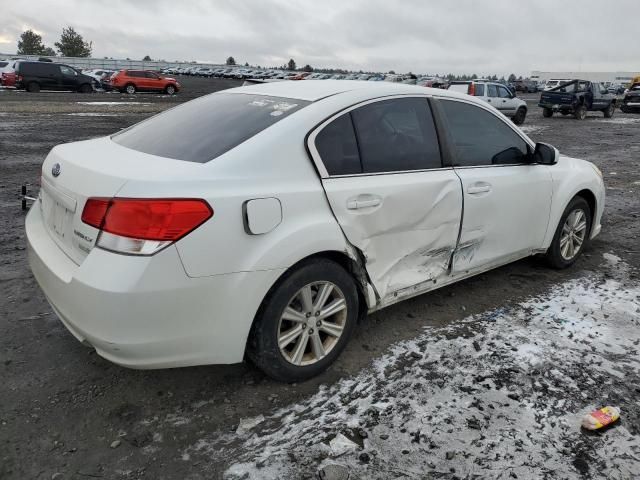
[124,83,136,94]
[26,82,40,93]
[542,108,553,118]
[247,259,359,382]
[545,196,591,269]
[574,104,587,120]
[603,103,615,118]
[512,107,527,125]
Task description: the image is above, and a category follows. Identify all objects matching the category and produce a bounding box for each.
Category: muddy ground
[1,76,639,480]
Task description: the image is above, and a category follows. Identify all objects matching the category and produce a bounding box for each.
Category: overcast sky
[1,0,637,76]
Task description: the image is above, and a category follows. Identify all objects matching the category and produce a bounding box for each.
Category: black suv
[15,61,95,93]
[621,83,640,113]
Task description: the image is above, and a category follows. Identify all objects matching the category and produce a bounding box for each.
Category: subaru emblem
[52,163,61,177]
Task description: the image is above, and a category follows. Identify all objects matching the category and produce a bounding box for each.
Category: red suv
[108,70,180,95]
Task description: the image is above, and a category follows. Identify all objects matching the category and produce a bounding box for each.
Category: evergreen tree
[54,27,92,57]
[17,30,55,56]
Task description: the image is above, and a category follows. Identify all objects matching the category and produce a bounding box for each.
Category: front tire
[78,83,93,93]
[545,196,591,269]
[164,84,176,95]
[542,108,553,118]
[603,103,615,118]
[512,107,527,125]
[247,259,359,382]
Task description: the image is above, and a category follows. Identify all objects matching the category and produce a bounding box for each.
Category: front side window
[440,100,529,167]
[351,97,441,173]
[113,93,309,163]
[145,71,159,79]
[60,66,77,76]
[497,86,512,98]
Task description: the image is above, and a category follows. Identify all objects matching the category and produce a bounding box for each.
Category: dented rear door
[323,172,462,302]
[311,96,463,303]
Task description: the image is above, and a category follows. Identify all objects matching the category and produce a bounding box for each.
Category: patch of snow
[329,433,359,457]
[66,112,121,117]
[236,415,265,435]
[600,117,640,125]
[603,252,622,266]
[186,266,640,480]
[518,125,547,135]
[75,101,151,106]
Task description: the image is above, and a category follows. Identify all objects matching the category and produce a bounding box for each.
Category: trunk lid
[39,136,203,265]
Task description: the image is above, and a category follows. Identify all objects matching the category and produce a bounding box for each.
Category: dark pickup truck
[539,80,616,120]
[621,83,640,113]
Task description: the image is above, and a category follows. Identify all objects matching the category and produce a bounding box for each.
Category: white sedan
[26,81,605,382]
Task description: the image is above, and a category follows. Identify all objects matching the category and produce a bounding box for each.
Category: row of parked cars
[0,59,181,94]
[162,66,451,86]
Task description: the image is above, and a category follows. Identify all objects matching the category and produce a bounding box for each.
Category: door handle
[467,184,491,195]
[347,196,382,210]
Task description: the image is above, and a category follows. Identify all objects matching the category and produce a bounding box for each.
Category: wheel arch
[574,188,597,236]
[244,248,372,358]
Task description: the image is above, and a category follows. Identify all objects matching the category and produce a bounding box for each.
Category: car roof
[227,79,471,102]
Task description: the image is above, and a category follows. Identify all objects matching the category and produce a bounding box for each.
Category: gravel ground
[1,78,639,480]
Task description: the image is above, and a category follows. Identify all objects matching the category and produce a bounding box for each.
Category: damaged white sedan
[26,81,605,382]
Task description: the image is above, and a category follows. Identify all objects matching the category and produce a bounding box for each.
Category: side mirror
[533,142,559,165]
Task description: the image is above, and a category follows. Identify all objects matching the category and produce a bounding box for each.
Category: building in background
[531,71,639,86]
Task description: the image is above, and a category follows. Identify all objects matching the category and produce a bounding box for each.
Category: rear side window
[351,97,441,173]
[19,62,58,75]
[112,93,309,163]
[487,84,499,97]
[440,100,529,167]
[474,84,485,96]
[314,114,361,175]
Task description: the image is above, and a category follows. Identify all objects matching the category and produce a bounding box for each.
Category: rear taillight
[82,198,213,255]
[468,83,475,96]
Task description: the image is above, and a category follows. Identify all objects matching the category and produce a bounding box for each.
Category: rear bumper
[538,102,574,111]
[26,204,284,369]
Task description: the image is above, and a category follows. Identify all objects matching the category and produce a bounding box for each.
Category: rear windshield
[112,93,309,163]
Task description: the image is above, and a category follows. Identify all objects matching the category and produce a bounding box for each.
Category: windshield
[112,93,309,163]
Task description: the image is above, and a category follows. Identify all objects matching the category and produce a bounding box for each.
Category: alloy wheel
[277,281,347,366]
[560,209,587,260]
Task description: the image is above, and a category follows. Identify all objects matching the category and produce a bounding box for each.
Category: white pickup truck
[447,81,528,125]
